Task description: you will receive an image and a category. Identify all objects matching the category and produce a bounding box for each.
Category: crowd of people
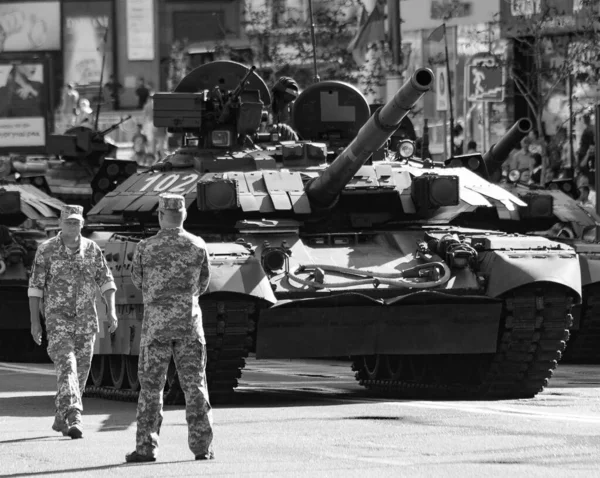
[500,115,596,207]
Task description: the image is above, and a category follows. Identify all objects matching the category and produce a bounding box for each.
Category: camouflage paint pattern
[131,228,211,346]
[28,232,116,335]
[131,202,213,457]
[48,331,95,424]
[136,338,213,457]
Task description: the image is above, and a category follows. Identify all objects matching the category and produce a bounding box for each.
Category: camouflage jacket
[28,233,116,335]
[131,227,211,346]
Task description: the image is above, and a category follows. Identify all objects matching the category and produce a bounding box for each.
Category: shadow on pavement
[0,461,186,478]
[0,436,57,444]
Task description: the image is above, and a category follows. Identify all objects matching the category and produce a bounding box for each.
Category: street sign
[436,67,448,112]
[466,55,506,103]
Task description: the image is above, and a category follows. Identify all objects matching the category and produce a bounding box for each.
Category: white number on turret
[138,173,199,193]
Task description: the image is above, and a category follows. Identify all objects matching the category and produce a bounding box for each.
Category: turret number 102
[138,173,199,194]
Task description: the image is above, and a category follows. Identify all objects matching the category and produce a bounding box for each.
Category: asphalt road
[1,358,599,478]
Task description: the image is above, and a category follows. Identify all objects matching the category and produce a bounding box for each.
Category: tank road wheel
[125,355,140,391]
[108,355,126,389]
[89,355,108,387]
[384,355,406,380]
[362,355,381,380]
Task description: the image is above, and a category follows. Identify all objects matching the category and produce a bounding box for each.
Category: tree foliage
[497,0,600,135]
[241,0,389,99]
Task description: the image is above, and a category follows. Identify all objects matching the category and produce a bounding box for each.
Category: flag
[348,1,386,67]
[427,23,446,43]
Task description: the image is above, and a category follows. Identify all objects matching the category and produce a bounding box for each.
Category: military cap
[61,204,84,221]
[158,193,185,211]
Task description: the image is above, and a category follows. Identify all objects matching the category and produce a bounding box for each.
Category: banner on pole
[436,67,448,112]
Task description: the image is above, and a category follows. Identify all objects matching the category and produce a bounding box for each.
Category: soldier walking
[28,205,118,439]
[126,193,213,463]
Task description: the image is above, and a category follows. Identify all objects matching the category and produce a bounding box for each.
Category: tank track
[562,283,600,363]
[84,298,258,405]
[351,283,573,399]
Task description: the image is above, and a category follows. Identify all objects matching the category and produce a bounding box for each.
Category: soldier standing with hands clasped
[28,205,118,439]
[125,193,214,463]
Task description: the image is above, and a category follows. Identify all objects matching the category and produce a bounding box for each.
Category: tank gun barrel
[218,65,257,123]
[305,68,434,208]
[98,115,132,137]
[483,118,532,177]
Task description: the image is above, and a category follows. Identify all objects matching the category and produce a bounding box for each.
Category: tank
[499,163,600,364]
[434,120,600,364]
[43,117,139,210]
[0,181,66,362]
[79,61,580,404]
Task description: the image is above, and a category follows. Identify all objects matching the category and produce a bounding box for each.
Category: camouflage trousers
[47,331,96,422]
[136,337,213,458]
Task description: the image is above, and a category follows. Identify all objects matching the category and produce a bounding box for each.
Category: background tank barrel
[305,68,434,208]
[483,117,533,178]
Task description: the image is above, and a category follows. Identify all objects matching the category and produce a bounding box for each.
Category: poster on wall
[0,2,61,52]
[0,59,48,151]
[127,0,155,61]
[63,1,114,88]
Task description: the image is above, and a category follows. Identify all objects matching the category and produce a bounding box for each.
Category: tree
[240,0,389,100]
[497,0,600,137]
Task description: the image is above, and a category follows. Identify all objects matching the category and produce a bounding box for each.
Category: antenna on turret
[93,27,109,131]
[307,0,320,83]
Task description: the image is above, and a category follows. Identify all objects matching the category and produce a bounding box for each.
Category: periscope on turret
[0,60,574,404]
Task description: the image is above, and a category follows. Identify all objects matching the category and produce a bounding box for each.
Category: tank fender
[480,250,582,302]
[578,253,600,287]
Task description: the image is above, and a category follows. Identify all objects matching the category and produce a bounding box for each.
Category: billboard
[0,2,61,52]
[0,58,48,152]
[63,1,114,87]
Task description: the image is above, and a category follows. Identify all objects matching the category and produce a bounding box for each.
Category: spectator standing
[59,83,79,127]
[467,140,477,153]
[104,75,123,110]
[75,98,94,128]
[502,140,535,177]
[135,77,150,109]
[578,114,595,167]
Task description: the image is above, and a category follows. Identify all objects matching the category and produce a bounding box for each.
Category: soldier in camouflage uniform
[126,193,213,463]
[28,205,118,439]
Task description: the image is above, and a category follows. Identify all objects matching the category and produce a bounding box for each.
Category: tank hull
[79,227,579,403]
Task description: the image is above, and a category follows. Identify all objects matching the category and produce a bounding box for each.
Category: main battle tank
[0,181,66,362]
[43,118,139,210]
[82,61,580,404]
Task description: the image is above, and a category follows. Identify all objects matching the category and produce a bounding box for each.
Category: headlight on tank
[508,169,521,183]
[211,130,232,147]
[398,140,415,159]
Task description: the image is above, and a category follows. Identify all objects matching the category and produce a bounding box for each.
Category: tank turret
[443,118,533,181]
[305,68,434,208]
[46,116,132,164]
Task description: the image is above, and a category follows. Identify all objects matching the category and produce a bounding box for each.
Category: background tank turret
[78,61,580,404]
[41,116,139,210]
[0,185,66,363]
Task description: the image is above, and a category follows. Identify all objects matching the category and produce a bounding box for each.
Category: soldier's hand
[107,310,118,334]
[30,322,42,346]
